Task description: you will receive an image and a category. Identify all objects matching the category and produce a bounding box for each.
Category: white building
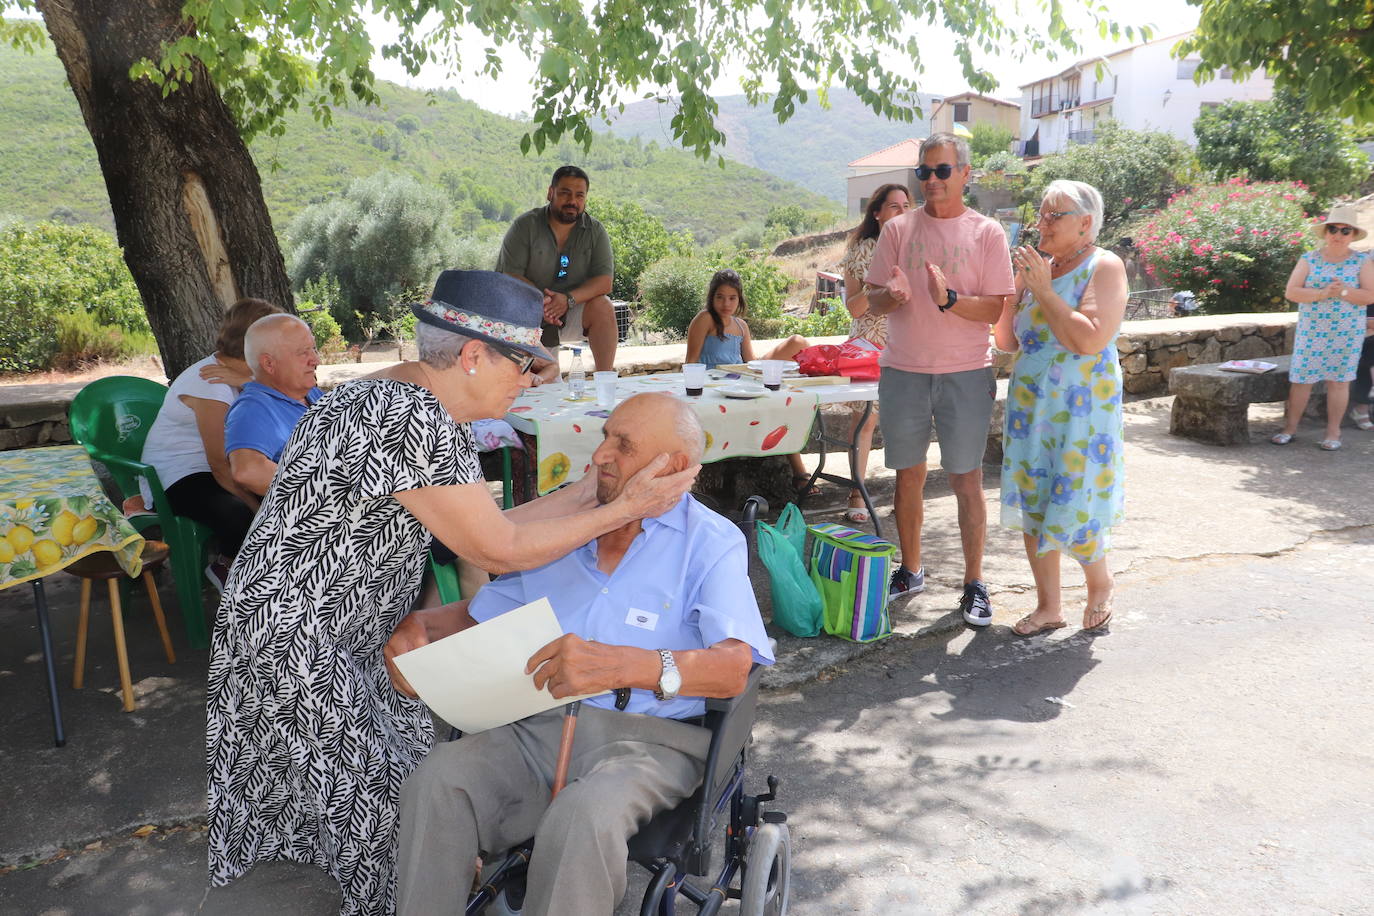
[1016,31,1274,158]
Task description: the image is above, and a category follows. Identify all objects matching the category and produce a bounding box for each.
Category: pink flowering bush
[1135,178,1315,313]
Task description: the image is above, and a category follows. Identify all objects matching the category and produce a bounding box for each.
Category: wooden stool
[64,540,176,712]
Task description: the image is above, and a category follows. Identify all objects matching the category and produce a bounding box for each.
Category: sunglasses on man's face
[915,163,955,181]
[556,253,570,279]
[490,344,536,374]
[1326,225,1356,236]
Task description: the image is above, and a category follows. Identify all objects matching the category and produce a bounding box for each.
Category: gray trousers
[397,707,710,916]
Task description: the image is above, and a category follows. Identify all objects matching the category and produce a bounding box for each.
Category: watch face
[661,667,683,695]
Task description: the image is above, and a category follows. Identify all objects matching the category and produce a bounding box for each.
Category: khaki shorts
[878,366,995,474]
[540,298,588,348]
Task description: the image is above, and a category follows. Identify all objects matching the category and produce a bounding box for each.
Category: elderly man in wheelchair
[385,393,786,915]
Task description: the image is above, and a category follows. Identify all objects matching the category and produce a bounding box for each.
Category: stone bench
[1168,355,1324,445]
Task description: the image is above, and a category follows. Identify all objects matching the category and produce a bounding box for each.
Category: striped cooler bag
[807,523,896,642]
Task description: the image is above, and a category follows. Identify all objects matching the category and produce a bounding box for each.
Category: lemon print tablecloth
[504,372,819,494]
[0,446,144,589]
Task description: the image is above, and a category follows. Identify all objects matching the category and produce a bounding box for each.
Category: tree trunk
[36,0,293,379]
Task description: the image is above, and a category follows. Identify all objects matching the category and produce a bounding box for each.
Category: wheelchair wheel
[740,823,791,916]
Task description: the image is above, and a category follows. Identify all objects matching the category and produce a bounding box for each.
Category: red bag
[794,339,881,381]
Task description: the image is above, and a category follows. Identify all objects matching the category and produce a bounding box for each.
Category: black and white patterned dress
[206,379,480,915]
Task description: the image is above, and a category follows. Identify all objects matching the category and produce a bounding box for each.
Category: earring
[466,368,477,376]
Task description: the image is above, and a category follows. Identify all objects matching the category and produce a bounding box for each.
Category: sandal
[1012,614,1067,637]
[1270,432,1294,445]
[792,474,821,497]
[1083,597,1114,632]
[1319,438,1342,451]
[842,496,870,524]
[1350,410,1374,431]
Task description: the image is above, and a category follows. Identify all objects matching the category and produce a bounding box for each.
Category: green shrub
[781,298,852,337]
[587,200,693,300]
[970,123,1015,167]
[1025,122,1198,245]
[639,250,791,335]
[0,221,148,373]
[53,311,156,369]
[639,256,712,334]
[1135,178,1314,313]
[1195,89,1370,206]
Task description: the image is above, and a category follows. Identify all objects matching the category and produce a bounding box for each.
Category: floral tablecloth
[505,373,819,494]
[0,446,144,589]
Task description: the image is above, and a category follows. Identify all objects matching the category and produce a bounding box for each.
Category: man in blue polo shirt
[387,392,773,916]
[224,314,323,500]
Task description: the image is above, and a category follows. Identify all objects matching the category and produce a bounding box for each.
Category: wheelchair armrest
[701,665,761,789]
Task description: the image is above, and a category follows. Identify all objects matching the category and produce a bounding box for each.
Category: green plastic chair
[424,445,519,605]
[68,376,215,649]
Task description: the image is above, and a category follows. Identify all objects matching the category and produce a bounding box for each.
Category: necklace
[1050,241,1094,277]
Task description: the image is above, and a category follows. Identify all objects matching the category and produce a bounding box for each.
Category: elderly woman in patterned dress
[205,271,696,915]
[837,182,912,523]
[994,180,1128,636]
[1270,205,1374,451]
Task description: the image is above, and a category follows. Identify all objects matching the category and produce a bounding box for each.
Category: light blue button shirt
[468,495,775,719]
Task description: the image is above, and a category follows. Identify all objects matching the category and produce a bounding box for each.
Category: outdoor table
[502,371,884,535]
[0,445,145,746]
[792,379,883,537]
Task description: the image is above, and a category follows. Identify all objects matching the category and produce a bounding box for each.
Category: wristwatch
[565,292,578,312]
[939,289,958,312]
[653,649,681,701]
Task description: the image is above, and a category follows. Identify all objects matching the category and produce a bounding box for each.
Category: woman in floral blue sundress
[1270,204,1374,451]
[995,181,1129,636]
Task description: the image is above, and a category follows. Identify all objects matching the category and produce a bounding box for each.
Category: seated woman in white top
[140,298,281,586]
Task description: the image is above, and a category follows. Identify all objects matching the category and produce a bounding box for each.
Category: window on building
[1177,59,1201,79]
[1112,75,1119,95]
[1218,66,1234,80]
[953,102,970,123]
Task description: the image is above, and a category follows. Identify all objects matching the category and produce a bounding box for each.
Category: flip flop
[1319,439,1342,451]
[1270,432,1294,445]
[1012,615,1068,637]
[1083,598,1114,632]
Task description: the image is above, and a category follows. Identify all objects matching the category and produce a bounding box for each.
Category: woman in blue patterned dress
[1270,205,1374,451]
[994,181,1128,635]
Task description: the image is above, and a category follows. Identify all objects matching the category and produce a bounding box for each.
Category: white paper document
[393,597,598,733]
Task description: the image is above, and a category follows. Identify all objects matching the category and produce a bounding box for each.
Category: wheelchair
[465,663,791,916]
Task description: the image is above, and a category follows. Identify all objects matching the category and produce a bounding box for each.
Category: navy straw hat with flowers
[411,270,554,362]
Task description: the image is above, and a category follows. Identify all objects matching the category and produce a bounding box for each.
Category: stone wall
[1112,312,1296,396]
[0,313,1302,453]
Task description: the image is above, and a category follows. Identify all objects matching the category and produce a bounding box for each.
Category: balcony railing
[1067,129,1097,145]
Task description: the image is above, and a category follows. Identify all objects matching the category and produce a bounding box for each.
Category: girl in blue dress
[994,181,1129,635]
[685,269,813,491]
[1271,206,1374,451]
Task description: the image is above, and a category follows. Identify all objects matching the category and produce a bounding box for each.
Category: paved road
[5,527,1370,915]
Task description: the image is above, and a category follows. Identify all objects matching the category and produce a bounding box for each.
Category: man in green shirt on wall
[496,165,618,373]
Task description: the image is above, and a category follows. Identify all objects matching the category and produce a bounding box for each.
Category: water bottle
[567,346,586,399]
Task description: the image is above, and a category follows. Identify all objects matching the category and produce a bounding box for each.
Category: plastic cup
[759,360,786,390]
[682,362,706,396]
[593,370,618,408]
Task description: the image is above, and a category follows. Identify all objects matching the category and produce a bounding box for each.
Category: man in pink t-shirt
[864,133,1014,626]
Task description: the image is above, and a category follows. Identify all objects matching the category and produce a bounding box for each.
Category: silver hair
[670,399,705,465]
[415,322,485,370]
[919,132,970,168]
[243,314,310,378]
[1042,179,1104,242]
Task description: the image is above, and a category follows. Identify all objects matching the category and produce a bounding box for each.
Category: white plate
[746,359,800,375]
[718,385,769,399]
